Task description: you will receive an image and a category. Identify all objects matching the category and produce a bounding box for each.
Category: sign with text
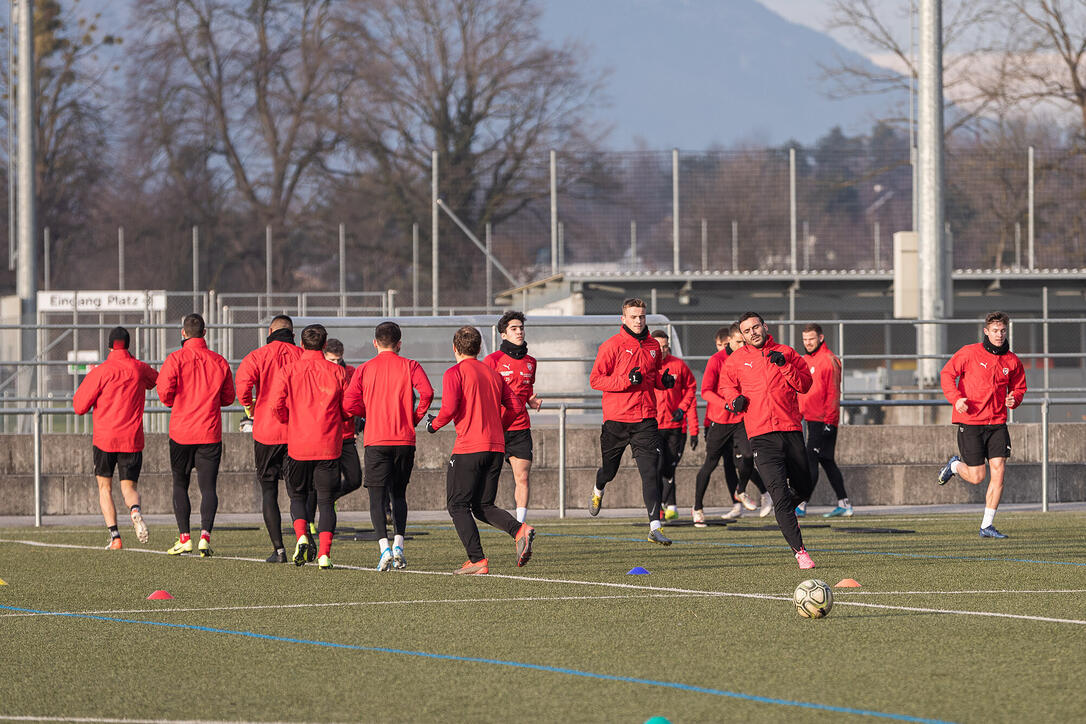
[38,291,167,313]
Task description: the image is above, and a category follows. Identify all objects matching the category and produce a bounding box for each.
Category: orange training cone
[835,579,862,588]
[147,590,174,600]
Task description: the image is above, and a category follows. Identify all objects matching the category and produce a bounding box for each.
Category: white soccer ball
[793,579,833,618]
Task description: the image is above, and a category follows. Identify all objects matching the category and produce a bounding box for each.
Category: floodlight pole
[432,150,439,314]
[550,150,558,275]
[16,0,38,401]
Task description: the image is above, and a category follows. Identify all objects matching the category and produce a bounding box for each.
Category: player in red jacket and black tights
[650,330,698,522]
[158,314,235,558]
[270,324,350,569]
[427,326,532,575]
[322,338,363,506]
[483,311,542,525]
[797,322,852,518]
[589,298,677,545]
[937,311,1027,538]
[719,312,816,569]
[73,327,158,549]
[343,321,434,571]
[235,314,302,562]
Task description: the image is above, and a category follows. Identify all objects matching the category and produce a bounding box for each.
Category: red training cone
[146,590,174,600]
[835,579,862,588]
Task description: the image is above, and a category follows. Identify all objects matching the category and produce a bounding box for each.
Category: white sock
[763,494,772,505]
[797,501,807,512]
[393,534,404,549]
[667,505,677,512]
[516,507,527,523]
[981,508,996,529]
[650,519,662,531]
[839,498,850,508]
[950,459,961,474]
[379,537,389,553]
[593,486,604,497]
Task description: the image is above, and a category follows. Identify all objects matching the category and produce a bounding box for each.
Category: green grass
[2,512,1086,723]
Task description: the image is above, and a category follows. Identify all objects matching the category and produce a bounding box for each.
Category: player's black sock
[108,525,120,539]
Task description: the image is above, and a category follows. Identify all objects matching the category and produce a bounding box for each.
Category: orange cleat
[106,537,123,550]
[514,524,535,567]
[455,558,489,575]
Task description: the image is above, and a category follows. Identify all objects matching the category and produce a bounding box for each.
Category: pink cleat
[795,548,815,570]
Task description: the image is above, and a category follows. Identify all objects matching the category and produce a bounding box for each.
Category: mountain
[539,0,904,149]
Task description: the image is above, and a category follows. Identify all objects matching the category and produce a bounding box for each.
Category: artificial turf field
[1,511,1085,723]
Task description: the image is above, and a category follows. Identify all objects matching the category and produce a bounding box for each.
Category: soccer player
[797,323,852,518]
[695,323,769,527]
[427,325,532,575]
[650,330,697,522]
[73,327,157,549]
[270,324,349,569]
[323,338,363,505]
[719,312,816,569]
[588,298,676,545]
[343,321,434,570]
[937,311,1027,538]
[235,314,302,562]
[483,311,542,524]
[158,314,235,558]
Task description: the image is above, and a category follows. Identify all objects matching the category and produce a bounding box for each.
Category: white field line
[0,718,335,724]
[0,593,705,619]
[3,538,1084,626]
[832,589,1086,596]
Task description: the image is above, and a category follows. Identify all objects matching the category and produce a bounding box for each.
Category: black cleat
[266,550,287,563]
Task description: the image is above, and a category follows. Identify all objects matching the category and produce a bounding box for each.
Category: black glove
[628,366,642,385]
[671,408,684,423]
[729,395,749,414]
[703,424,710,442]
[767,350,786,366]
[661,369,676,389]
[689,434,698,450]
[425,413,437,434]
[355,417,365,435]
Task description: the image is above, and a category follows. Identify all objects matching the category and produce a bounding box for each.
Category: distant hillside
[540,0,904,149]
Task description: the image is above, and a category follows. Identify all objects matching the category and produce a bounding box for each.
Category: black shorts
[805,421,838,460]
[92,446,143,482]
[363,445,415,489]
[504,429,534,461]
[957,424,1011,466]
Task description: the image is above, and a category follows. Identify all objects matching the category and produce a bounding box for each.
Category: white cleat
[721,503,744,520]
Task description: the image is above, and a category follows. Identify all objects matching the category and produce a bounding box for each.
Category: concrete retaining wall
[1,424,1083,516]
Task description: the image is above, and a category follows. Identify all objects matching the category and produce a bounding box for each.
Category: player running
[427,326,532,574]
[73,327,158,549]
[588,298,677,545]
[323,338,363,506]
[719,312,816,569]
[270,324,349,569]
[797,323,852,518]
[650,330,698,522]
[158,314,234,558]
[235,314,302,562]
[484,311,542,524]
[344,321,434,570]
[937,311,1027,538]
[695,323,769,527]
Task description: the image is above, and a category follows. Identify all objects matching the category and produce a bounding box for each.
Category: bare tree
[127,0,350,289]
[332,0,607,296]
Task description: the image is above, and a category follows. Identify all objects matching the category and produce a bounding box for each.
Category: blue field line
[0,604,951,723]
[525,529,1086,567]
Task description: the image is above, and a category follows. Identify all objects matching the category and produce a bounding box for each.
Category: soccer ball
[793,579,833,618]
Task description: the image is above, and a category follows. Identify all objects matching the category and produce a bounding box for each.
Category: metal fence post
[789,147,797,273]
[558,403,567,519]
[1042,286,1050,396]
[1041,397,1049,512]
[33,407,42,527]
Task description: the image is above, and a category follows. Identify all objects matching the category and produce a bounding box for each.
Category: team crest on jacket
[650,350,656,358]
[810,366,816,374]
[1003,368,1009,375]
[526,362,533,371]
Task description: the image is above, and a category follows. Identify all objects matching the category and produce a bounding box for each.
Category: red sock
[293,519,308,539]
[200,532,211,542]
[319,531,333,557]
[179,533,191,544]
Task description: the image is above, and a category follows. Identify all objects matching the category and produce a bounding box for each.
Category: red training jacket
[654,354,699,434]
[430,358,523,454]
[718,335,812,439]
[483,349,537,431]
[73,348,158,453]
[157,337,235,445]
[337,363,357,440]
[269,349,349,461]
[798,344,842,426]
[701,349,741,425]
[234,339,302,445]
[590,327,668,422]
[343,350,434,447]
[940,343,1027,425]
